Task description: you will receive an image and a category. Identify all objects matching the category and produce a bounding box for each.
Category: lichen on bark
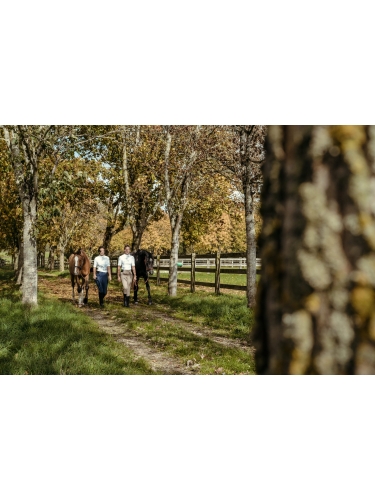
[253,125,375,374]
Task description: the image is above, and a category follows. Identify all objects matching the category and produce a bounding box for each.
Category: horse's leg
[71,275,75,302]
[134,281,138,304]
[83,276,89,304]
[145,277,152,305]
[77,277,84,307]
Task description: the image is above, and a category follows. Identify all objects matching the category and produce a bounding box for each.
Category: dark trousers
[96,272,108,305]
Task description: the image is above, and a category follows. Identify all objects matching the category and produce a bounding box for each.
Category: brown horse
[68,248,90,306]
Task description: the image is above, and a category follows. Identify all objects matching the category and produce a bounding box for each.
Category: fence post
[156,255,161,285]
[191,253,196,292]
[215,250,220,295]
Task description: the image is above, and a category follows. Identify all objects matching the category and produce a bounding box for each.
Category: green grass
[109,303,255,375]
[0,269,153,375]
[47,270,254,340]
[0,268,256,375]
[45,270,255,373]
[105,281,256,374]
[152,285,253,339]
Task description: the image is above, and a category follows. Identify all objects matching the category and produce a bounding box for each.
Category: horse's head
[73,252,85,276]
[144,250,154,275]
[132,249,154,275]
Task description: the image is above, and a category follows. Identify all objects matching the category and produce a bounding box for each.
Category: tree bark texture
[22,196,38,305]
[168,214,183,296]
[131,223,145,252]
[15,241,23,284]
[47,245,56,270]
[253,125,375,374]
[59,246,65,272]
[236,126,266,308]
[243,174,257,308]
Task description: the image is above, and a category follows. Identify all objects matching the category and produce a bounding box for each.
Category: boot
[123,294,126,307]
[125,296,130,307]
[99,293,104,307]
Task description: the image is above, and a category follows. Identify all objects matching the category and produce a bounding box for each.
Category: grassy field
[149,282,253,338]
[0,268,255,375]
[44,269,254,339]
[106,277,256,374]
[0,269,153,374]
[46,270,255,374]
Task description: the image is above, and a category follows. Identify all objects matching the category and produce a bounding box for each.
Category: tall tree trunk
[244,175,257,308]
[59,245,65,272]
[14,250,19,272]
[168,214,183,296]
[48,245,56,271]
[16,266,23,286]
[237,125,265,309]
[131,225,143,252]
[22,196,38,305]
[102,225,114,251]
[15,241,23,283]
[253,125,375,374]
[131,214,149,251]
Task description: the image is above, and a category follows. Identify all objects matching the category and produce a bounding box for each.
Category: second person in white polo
[117,245,136,307]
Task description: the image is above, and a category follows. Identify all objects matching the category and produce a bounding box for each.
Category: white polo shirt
[118,253,135,271]
[93,255,110,273]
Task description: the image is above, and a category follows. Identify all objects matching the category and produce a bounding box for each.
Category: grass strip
[0,269,153,375]
[109,305,255,375]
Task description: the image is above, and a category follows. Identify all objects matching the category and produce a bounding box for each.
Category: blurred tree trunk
[253,125,375,374]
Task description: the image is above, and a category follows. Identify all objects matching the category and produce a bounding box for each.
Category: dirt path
[82,307,196,374]
[39,274,253,374]
[128,306,253,353]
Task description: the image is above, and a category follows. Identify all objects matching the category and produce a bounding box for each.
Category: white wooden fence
[47,252,261,295]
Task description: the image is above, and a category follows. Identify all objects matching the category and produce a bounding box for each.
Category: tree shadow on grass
[0,295,153,375]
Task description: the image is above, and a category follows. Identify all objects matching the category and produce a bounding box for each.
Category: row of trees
[4,125,374,373]
[0,125,266,307]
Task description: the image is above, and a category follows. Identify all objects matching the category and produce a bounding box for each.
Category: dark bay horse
[68,249,90,306]
[132,249,154,305]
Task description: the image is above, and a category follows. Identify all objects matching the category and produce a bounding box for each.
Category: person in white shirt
[117,244,136,307]
[93,246,112,307]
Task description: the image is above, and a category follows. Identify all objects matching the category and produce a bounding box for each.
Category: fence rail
[151,252,260,294]
[159,257,261,268]
[42,252,260,294]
